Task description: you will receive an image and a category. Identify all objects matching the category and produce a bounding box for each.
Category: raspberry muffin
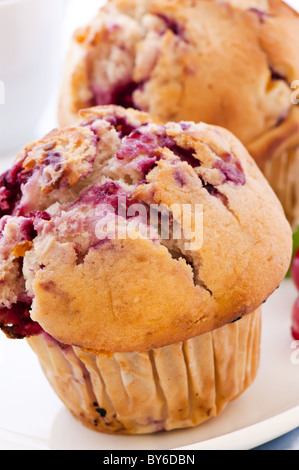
[0,106,292,434]
[58,0,299,229]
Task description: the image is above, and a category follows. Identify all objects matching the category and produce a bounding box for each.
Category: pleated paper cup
[261,147,299,230]
[27,308,261,435]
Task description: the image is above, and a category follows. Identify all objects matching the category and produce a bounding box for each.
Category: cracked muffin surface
[0,106,292,352]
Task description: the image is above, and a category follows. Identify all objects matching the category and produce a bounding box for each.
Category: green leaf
[286,226,299,278]
[292,226,299,257]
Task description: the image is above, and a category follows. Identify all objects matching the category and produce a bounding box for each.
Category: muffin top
[59,0,299,166]
[0,106,292,352]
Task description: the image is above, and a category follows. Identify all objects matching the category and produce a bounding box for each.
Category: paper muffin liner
[261,147,299,230]
[27,308,261,435]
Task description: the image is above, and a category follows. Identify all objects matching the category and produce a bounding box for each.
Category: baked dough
[0,106,292,352]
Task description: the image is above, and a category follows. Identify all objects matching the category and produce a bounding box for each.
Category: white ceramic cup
[0,0,66,157]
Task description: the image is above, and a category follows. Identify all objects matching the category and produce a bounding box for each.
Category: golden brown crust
[22,127,98,192]
[0,106,291,351]
[17,106,291,353]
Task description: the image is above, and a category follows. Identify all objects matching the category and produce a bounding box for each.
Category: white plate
[0,279,299,450]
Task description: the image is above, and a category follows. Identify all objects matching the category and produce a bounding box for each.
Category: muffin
[58,0,299,229]
[0,105,292,434]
